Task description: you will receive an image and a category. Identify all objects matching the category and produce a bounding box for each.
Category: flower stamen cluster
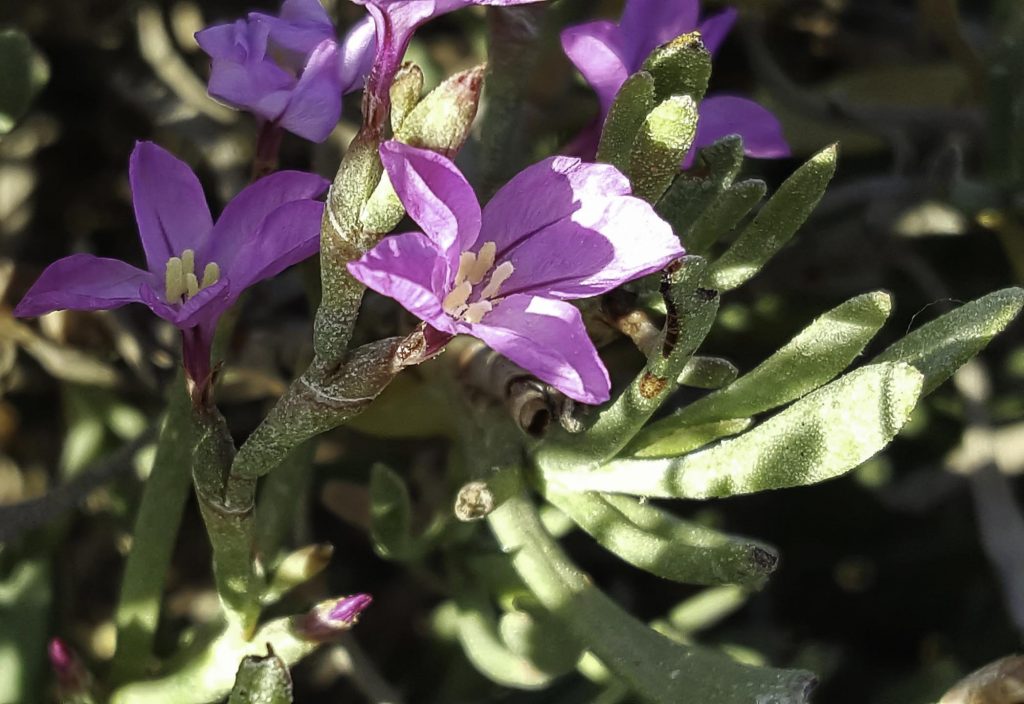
[442,242,515,323]
[165,249,221,303]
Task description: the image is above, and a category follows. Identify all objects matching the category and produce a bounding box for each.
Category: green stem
[486,470,816,704]
[111,373,193,684]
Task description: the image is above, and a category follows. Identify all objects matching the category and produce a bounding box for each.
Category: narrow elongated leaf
[677,356,739,389]
[874,287,1024,394]
[685,179,767,254]
[625,418,751,458]
[656,135,745,236]
[369,464,414,559]
[544,362,923,498]
[641,32,712,103]
[708,145,838,291]
[547,490,777,588]
[597,71,656,172]
[670,291,893,426]
[629,95,699,202]
[488,488,817,704]
[499,608,583,676]
[455,591,555,689]
[227,651,293,704]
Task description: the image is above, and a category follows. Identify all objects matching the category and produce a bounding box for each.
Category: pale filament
[164,248,221,303]
[443,241,514,323]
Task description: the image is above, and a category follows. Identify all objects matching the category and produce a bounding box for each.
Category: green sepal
[390,62,425,133]
[641,31,712,103]
[628,95,699,203]
[597,71,657,173]
[673,291,893,426]
[544,362,923,498]
[874,287,1024,394]
[707,144,838,291]
[227,650,293,704]
[395,64,485,158]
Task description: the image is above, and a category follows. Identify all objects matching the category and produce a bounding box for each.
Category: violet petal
[698,8,738,57]
[347,231,458,334]
[561,21,630,116]
[13,255,152,318]
[689,94,791,166]
[279,38,344,142]
[129,142,214,274]
[380,141,481,263]
[228,199,326,290]
[468,294,611,404]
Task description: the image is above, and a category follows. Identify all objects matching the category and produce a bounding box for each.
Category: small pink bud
[299,593,373,641]
[48,638,90,694]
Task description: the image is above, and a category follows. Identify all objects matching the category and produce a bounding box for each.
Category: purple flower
[14,141,328,389]
[561,0,789,165]
[348,142,683,404]
[353,0,544,130]
[196,0,375,142]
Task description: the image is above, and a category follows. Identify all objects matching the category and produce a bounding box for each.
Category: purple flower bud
[48,638,90,695]
[299,593,373,640]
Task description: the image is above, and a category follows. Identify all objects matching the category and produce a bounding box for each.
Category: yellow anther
[462,300,493,324]
[480,261,514,300]
[201,262,220,288]
[164,256,185,302]
[185,273,199,299]
[453,251,477,287]
[180,249,196,277]
[442,280,472,315]
[467,242,496,285]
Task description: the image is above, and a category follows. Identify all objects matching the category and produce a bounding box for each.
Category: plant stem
[111,373,193,684]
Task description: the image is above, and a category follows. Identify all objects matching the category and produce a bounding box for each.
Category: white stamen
[201,262,220,288]
[453,251,477,287]
[442,280,473,315]
[165,257,185,302]
[480,261,514,300]
[185,273,200,298]
[463,300,493,323]
[467,241,496,285]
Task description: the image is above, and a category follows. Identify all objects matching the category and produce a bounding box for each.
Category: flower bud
[49,638,92,698]
[395,64,485,158]
[263,543,334,605]
[298,593,372,641]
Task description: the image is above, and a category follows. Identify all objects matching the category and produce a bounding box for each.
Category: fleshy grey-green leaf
[641,31,712,103]
[545,362,923,498]
[628,95,699,202]
[707,144,838,291]
[670,291,893,426]
[874,287,1024,394]
[685,179,767,255]
[547,490,777,588]
[597,71,657,173]
[655,135,745,239]
[625,418,751,458]
[677,355,740,389]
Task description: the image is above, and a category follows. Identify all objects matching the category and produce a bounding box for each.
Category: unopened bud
[390,62,425,133]
[299,593,372,641]
[395,64,486,158]
[49,638,91,697]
